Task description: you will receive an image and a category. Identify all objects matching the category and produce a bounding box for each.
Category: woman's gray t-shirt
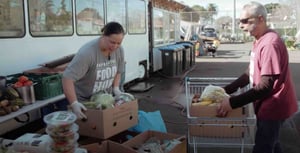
[63,38,125,101]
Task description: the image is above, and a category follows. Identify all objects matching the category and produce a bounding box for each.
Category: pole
[232,0,236,39]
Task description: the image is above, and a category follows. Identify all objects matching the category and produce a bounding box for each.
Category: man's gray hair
[243,1,267,20]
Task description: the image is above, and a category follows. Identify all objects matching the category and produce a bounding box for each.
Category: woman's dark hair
[101,22,125,36]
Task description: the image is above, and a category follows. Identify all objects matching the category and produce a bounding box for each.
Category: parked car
[200,27,220,57]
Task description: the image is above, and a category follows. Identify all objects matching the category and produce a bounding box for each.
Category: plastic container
[49,132,79,146]
[46,124,79,142]
[15,85,36,104]
[43,111,77,129]
[44,111,79,153]
[30,73,63,100]
[50,141,78,153]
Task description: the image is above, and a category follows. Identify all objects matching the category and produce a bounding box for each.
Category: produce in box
[83,92,135,109]
[193,85,229,106]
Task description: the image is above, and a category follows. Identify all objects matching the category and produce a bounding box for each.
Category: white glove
[70,101,87,119]
[113,87,123,99]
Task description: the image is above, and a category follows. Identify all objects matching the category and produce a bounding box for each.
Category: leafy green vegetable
[90,93,115,109]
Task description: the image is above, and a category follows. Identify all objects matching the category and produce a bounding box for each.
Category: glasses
[239,17,255,24]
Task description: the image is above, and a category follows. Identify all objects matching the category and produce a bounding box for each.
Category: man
[217,2,298,153]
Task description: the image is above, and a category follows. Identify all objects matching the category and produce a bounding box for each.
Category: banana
[199,100,213,106]
[199,97,212,101]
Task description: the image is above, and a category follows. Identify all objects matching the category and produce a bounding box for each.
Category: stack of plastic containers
[43,111,79,153]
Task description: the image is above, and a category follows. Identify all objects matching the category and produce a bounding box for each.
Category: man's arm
[229,75,278,108]
[224,68,250,94]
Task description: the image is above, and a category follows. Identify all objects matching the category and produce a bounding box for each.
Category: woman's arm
[62,77,77,104]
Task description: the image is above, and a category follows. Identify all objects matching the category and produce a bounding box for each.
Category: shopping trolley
[185,77,256,153]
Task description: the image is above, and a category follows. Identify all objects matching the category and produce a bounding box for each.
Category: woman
[62,22,125,119]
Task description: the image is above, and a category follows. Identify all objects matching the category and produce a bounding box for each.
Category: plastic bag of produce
[199,85,229,103]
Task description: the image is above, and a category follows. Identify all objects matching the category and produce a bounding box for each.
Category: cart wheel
[187,139,190,153]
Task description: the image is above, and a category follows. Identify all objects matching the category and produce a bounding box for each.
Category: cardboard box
[189,103,250,138]
[123,130,186,153]
[189,120,245,138]
[82,140,136,153]
[76,100,138,139]
[189,103,246,117]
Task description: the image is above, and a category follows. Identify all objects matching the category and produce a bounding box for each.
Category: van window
[0,0,25,38]
[107,0,126,32]
[75,0,104,35]
[128,0,146,34]
[28,0,73,36]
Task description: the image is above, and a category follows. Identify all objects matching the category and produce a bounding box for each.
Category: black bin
[177,41,196,67]
[159,45,183,76]
[176,43,193,71]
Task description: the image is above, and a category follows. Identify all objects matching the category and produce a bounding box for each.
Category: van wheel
[137,61,147,81]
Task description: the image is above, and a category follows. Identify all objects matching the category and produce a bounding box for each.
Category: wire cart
[185,77,256,153]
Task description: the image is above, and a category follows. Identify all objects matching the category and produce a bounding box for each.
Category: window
[153,9,163,45]
[75,0,104,35]
[128,0,146,34]
[28,0,73,36]
[0,0,25,38]
[106,0,126,32]
[163,11,169,43]
[169,13,175,42]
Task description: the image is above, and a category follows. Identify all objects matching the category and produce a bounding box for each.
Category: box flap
[123,130,186,153]
[82,141,136,153]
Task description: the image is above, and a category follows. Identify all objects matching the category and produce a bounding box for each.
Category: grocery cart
[185,77,256,153]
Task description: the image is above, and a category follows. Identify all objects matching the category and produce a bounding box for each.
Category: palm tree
[207,3,218,25]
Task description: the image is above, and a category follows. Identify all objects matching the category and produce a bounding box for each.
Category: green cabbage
[90,93,115,109]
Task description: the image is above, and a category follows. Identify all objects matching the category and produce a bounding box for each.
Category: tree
[264,3,280,14]
[192,5,209,22]
[215,16,232,30]
[180,6,201,22]
[180,3,219,24]
[206,3,218,24]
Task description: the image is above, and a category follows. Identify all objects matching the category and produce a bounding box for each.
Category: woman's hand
[113,87,124,99]
[70,101,87,119]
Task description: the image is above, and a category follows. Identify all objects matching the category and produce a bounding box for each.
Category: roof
[150,0,186,12]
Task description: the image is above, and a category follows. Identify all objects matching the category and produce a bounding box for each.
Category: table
[0,94,65,124]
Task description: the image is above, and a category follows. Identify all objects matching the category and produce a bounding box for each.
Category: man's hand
[217,96,232,117]
[70,101,87,119]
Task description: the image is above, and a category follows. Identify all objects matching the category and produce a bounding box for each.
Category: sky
[177,0,282,18]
